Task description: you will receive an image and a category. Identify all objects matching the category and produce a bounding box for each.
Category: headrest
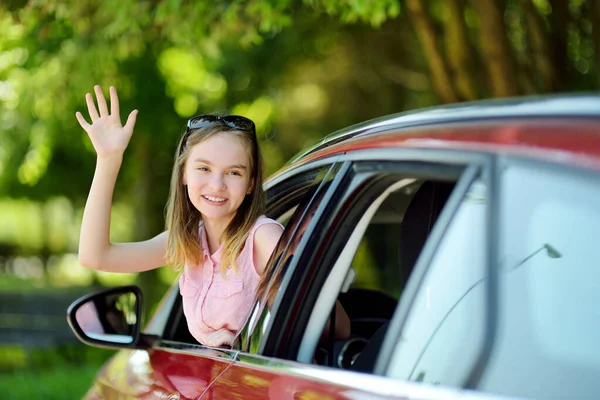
[397,181,455,286]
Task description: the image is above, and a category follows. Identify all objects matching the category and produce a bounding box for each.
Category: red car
[68,95,600,399]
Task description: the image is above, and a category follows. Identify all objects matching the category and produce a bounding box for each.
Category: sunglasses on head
[180,114,256,155]
[186,114,256,133]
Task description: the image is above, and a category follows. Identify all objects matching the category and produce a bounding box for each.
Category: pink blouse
[178,216,282,345]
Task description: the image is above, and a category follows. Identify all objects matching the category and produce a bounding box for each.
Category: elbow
[78,252,104,271]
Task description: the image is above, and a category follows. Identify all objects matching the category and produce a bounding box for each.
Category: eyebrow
[192,158,248,169]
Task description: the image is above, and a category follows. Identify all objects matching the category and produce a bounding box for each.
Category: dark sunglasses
[180,114,256,155]
[186,114,256,133]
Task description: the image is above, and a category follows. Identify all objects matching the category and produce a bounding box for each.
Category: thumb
[124,109,138,133]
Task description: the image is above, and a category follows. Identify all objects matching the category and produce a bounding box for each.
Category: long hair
[165,122,265,274]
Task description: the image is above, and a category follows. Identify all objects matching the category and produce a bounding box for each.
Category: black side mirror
[67,285,150,349]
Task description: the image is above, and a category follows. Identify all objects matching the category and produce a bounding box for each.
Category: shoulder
[252,215,282,229]
[253,217,284,251]
[254,221,284,244]
[251,217,284,275]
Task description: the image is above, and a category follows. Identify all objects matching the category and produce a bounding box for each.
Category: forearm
[333,300,351,340]
[78,155,123,270]
[321,300,351,342]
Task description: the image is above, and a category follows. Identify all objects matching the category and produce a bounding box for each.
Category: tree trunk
[594,0,600,89]
[444,0,479,100]
[471,0,519,97]
[548,0,570,90]
[520,0,557,92]
[406,0,458,103]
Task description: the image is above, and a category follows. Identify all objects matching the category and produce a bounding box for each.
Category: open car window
[158,162,341,346]
[272,161,489,378]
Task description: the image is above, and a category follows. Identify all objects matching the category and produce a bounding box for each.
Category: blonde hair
[165,122,265,274]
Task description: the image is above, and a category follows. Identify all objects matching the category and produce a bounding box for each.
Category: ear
[181,169,187,186]
[246,178,254,194]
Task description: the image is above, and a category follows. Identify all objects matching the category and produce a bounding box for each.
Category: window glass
[303,176,466,371]
[241,187,325,351]
[388,180,487,386]
[237,164,340,353]
[478,162,600,398]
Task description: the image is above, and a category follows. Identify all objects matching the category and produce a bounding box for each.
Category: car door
[81,289,238,399]
[381,155,600,399]
[474,157,600,399]
[206,150,501,399]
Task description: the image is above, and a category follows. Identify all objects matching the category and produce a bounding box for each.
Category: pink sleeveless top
[178,216,282,345]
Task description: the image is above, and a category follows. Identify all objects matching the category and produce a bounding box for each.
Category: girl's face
[183,132,253,224]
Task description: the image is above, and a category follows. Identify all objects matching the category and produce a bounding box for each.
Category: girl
[76,85,284,347]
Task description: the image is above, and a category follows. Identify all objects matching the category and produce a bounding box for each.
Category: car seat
[350,180,455,373]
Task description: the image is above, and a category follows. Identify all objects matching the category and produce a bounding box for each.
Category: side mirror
[67,285,148,349]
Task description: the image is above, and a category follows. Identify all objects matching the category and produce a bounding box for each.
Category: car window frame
[237,160,345,352]
[294,161,475,365]
[256,160,354,356]
[263,148,493,363]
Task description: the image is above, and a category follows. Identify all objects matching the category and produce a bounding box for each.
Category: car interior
[315,179,456,373]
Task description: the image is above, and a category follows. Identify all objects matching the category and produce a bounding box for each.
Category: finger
[217,330,234,346]
[86,93,99,121]
[206,330,232,347]
[94,85,109,117]
[109,86,120,121]
[211,337,231,347]
[75,111,91,131]
[123,110,138,133]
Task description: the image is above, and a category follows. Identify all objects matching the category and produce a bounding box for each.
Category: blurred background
[0,0,598,398]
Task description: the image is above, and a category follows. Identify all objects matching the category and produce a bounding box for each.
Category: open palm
[76,85,138,158]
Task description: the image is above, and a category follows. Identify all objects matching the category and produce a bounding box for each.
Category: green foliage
[0,2,598,392]
[0,0,599,317]
[1,0,597,210]
[0,345,113,399]
[305,0,401,27]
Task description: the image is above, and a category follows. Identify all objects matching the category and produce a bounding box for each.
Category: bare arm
[76,86,166,273]
[322,301,351,342]
[253,222,285,276]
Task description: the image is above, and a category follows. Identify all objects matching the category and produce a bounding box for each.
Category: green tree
[0,0,598,306]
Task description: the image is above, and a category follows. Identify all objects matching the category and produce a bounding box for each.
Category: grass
[0,345,114,400]
[0,364,104,399]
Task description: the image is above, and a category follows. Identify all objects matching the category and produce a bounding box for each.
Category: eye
[228,170,242,176]
[196,166,209,172]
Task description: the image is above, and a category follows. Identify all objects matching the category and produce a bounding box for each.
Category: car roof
[285,94,600,170]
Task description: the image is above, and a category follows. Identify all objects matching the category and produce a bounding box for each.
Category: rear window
[479,161,600,398]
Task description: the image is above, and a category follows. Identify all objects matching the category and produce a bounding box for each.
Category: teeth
[204,195,226,202]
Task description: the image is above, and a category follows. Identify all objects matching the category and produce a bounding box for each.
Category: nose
[209,173,226,191]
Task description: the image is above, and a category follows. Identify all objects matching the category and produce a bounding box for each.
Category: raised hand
[76,85,138,159]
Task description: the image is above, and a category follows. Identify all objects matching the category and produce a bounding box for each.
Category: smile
[202,195,227,203]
